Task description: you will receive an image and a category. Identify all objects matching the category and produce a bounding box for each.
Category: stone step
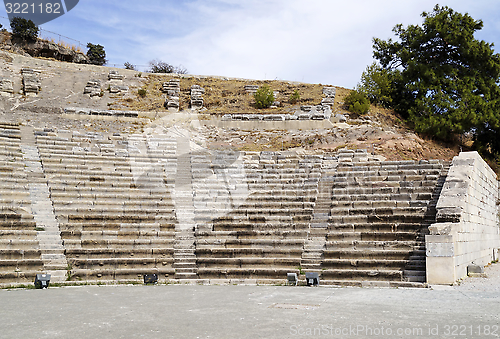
[173,262,197,269]
[174,272,198,279]
[404,270,426,282]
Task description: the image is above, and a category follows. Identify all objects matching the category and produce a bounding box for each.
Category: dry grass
[117,74,346,115]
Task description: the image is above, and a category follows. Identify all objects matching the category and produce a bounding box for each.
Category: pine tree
[373,5,500,155]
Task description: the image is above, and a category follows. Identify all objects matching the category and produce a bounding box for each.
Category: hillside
[0,49,459,161]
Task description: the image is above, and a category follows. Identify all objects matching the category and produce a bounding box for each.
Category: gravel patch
[455,262,500,292]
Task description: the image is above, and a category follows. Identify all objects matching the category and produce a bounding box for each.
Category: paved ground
[1,263,499,339]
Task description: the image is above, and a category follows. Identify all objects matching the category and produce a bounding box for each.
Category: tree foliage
[372,5,500,155]
[254,85,275,109]
[289,89,300,104]
[10,17,39,41]
[86,43,106,65]
[147,59,187,74]
[124,62,136,70]
[356,62,394,108]
[344,90,370,115]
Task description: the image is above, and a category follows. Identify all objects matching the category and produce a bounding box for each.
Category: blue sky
[1,0,500,88]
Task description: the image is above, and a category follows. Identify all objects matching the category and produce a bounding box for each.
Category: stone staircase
[173,136,197,280]
[21,126,67,282]
[301,172,335,271]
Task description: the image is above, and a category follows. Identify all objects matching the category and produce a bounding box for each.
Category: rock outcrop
[0,33,89,64]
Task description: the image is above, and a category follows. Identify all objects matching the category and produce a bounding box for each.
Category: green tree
[289,89,300,104]
[344,90,370,115]
[10,17,39,41]
[86,43,106,65]
[356,62,394,108]
[372,5,500,154]
[254,85,275,109]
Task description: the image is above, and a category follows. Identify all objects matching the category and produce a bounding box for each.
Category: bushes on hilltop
[10,17,39,41]
[254,85,275,109]
[147,59,187,74]
[86,43,106,65]
[344,90,370,115]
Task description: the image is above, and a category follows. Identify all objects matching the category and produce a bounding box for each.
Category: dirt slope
[0,50,459,161]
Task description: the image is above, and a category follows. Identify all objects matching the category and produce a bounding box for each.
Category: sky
[1,0,500,88]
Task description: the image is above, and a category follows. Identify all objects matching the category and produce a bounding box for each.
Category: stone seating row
[0,259,44,270]
[196,238,304,249]
[196,268,300,280]
[329,206,429,216]
[50,192,174,202]
[59,222,175,231]
[197,257,300,268]
[0,239,40,249]
[60,229,175,238]
[63,238,175,249]
[68,267,175,281]
[325,239,422,250]
[195,229,308,240]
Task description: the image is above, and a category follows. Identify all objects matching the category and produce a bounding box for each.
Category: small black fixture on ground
[305,272,320,286]
[144,274,158,284]
[34,274,51,289]
[287,273,298,286]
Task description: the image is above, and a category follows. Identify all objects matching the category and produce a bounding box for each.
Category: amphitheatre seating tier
[314,157,448,285]
[0,122,453,286]
[0,123,45,284]
[194,152,320,280]
[36,131,179,282]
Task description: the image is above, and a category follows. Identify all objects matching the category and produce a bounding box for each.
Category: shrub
[124,62,136,70]
[147,59,187,74]
[10,17,38,41]
[289,89,300,104]
[254,85,275,109]
[86,43,106,65]
[344,90,370,115]
[138,88,147,97]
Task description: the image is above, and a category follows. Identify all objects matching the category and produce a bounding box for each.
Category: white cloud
[3,0,499,88]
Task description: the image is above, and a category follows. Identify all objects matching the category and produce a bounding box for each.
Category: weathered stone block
[0,78,14,94]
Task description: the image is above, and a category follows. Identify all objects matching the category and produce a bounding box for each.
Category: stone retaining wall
[426,152,500,284]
